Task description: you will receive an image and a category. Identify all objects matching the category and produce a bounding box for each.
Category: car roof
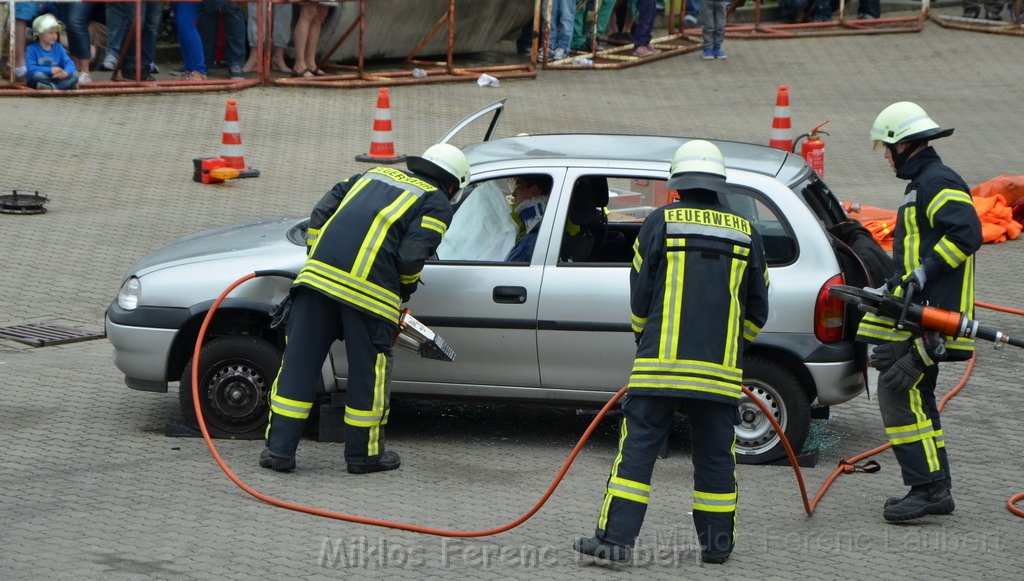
[463,134,798,180]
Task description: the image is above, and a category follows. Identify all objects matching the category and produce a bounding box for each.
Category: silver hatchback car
[106,101,867,464]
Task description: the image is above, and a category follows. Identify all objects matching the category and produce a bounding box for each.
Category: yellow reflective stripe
[607,476,651,504]
[693,490,737,513]
[307,227,320,246]
[631,313,647,334]
[295,272,399,325]
[857,313,913,342]
[909,386,941,472]
[599,416,631,530]
[628,377,742,399]
[632,237,642,272]
[421,215,447,236]
[934,235,968,269]
[631,358,742,382]
[743,320,762,342]
[399,272,421,285]
[901,204,919,276]
[271,393,313,420]
[724,249,747,368]
[309,177,372,256]
[660,239,684,359]
[925,188,973,225]
[344,406,383,427]
[353,191,418,280]
[299,258,399,308]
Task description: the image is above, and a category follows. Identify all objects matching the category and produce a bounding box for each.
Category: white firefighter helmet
[870,101,954,147]
[667,139,730,193]
[406,143,470,197]
[32,13,62,36]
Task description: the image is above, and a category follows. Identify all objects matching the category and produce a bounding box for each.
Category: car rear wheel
[179,335,281,439]
[735,355,811,465]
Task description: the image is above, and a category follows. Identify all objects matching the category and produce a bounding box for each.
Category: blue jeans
[548,0,576,51]
[56,2,98,60]
[199,1,246,70]
[110,2,163,74]
[173,3,206,74]
[632,0,657,47]
[686,0,701,18]
[28,71,79,90]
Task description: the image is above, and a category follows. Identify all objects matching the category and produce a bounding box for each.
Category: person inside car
[505,174,553,262]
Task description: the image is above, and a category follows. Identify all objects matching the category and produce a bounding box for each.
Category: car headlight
[117,276,141,310]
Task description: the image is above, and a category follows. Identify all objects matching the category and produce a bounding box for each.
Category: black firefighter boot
[883,482,955,521]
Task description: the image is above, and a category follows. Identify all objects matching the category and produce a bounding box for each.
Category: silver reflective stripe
[692,494,735,507]
[666,222,751,244]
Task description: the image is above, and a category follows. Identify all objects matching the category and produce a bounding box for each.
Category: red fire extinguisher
[794,121,829,178]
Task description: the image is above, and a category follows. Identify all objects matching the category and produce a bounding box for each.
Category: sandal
[291,68,314,78]
[314,68,328,77]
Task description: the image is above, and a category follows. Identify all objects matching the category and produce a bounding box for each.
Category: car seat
[560,176,609,262]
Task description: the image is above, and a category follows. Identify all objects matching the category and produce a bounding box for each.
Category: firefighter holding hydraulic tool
[575,141,770,565]
[259,144,469,475]
[858,102,982,522]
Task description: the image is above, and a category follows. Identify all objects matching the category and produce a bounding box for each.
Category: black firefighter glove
[869,340,910,373]
[877,351,926,394]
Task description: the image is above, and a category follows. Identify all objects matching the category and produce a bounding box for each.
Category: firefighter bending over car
[575,140,770,565]
[859,102,982,521]
[259,144,470,474]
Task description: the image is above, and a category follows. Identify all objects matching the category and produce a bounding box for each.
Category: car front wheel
[179,335,282,439]
[735,355,811,465]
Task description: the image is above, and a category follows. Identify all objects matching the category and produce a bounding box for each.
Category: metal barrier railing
[709,0,930,39]
[931,0,1023,35]
[2,0,535,94]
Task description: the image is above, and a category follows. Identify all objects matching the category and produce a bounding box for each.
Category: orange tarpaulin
[843,177,1024,250]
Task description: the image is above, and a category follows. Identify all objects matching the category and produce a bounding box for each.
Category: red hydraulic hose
[193,272,628,536]
[194,272,1024,531]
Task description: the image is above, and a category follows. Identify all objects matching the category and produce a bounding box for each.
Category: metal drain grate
[0,323,105,347]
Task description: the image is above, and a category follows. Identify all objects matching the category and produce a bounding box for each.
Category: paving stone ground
[2,15,1023,580]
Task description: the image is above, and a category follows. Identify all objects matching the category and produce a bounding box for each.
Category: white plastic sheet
[436,180,518,261]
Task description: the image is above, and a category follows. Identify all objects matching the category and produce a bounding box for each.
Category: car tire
[179,335,282,439]
[735,355,811,465]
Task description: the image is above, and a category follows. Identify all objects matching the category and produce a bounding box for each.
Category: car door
[536,169,666,397]
[387,167,567,391]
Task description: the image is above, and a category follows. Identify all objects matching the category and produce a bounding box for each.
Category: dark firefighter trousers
[595,394,739,556]
[265,286,395,465]
[877,365,951,488]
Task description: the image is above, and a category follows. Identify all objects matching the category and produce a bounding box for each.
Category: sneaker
[962,7,980,18]
[36,81,57,91]
[148,63,159,74]
[259,448,296,472]
[702,48,714,59]
[985,10,1003,20]
[713,46,727,59]
[347,450,401,474]
[98,54,117,71]
[633,45,660,57]
[185,71,207,81]
[684,14,698,27]
[77,72,92,83]
[573,537,632,563]
[550,47,568,61]
[883,482,955,522]
[229,66,245,79]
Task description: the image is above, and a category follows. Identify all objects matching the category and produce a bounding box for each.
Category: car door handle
[493,286,527,304]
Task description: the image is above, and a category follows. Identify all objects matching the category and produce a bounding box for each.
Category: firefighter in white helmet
[260,144,469,474]
[575,140,770,565]
[859,102,982,521]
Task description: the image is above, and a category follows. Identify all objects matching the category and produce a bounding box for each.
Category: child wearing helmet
[25,13,79,91]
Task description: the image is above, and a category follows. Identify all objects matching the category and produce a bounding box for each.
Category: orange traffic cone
[220,99,248,170]
[355,88,406,164]
[769,85,793,153]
